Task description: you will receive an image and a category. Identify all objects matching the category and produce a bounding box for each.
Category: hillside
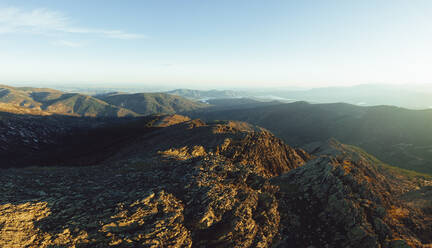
[0,111,137,167]
[0,85,211,117]
[204,98,282,111]
[0,114,431,247]
[191,101,432,175]
[96,92,208,115]
[166,88,242,100]
[0,85,136,117]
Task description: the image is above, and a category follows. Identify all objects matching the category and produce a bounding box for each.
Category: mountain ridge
[95,92,208,115]
[0,85,208,117]
[0,114,430,247]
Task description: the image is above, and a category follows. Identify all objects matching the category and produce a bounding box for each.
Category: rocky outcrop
[0,154,281,247]
[150,114,191,127]
[0,116,431,247]
[273,157,431,247]
[109,119,310,177]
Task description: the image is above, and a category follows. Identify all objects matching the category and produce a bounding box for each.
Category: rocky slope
[273,140,432,247]
[0,115,431,247]
[105,118,310,178]
[0,112,85,167]
[0,111,138,168]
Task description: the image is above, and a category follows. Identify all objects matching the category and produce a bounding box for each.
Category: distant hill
[0,85,210,117]
[205,98,281,110]
[96,92,208,115]
[166,88,242,100]
[192,101,432,174]
[0,85,136,117]
[250,84,432,109]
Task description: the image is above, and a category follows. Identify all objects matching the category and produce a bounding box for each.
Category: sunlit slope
[0,85,136,117]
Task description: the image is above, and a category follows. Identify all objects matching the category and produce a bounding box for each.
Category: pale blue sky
[0,0,431,89]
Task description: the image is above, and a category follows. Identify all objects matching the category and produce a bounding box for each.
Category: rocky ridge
[0,115,431,247]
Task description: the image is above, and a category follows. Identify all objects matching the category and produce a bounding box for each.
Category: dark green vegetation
[343,144,432,180]
[191,101,432,175]
[95,92,208,115]
[205,98,281,110]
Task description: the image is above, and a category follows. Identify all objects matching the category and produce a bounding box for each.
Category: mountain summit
[0,114,430,247]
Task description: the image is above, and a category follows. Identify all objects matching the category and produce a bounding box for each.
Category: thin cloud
[51,40,83,47]
[0,7,145,39]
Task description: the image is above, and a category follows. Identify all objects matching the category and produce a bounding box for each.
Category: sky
[0,0,432,89]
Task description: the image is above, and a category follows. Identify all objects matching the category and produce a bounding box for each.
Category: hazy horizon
[2,81,432,93]
[2,0,432,88]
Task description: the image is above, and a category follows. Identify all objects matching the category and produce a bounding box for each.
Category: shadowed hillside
[96,92,208,115]
[0,111,139,167]
[166,88,242,100]
[191,101,432,175]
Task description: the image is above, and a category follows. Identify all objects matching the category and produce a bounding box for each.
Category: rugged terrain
[191,101,432,175]
[0,114,431,247]
[0,109,141,167]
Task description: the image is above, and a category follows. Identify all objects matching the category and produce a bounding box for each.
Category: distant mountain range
[166,84,432,109]
[0,85,136,117]
[0,85,208,117]
[247,84,432,109]
[166,88,242,100]
[15,83,432,109]
[0,85,278,117]
[95,92,208,115]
